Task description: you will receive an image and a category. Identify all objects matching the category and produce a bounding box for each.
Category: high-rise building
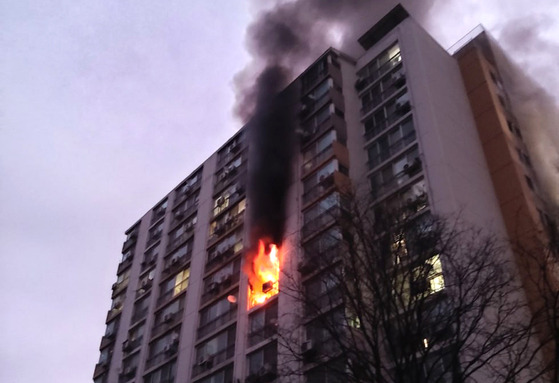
[92,5,552,383]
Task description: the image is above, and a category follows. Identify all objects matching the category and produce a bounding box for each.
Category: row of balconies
[355,50,402,93]
[360,72,406,117]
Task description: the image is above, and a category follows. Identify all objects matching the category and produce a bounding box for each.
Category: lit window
[174,269,190,296]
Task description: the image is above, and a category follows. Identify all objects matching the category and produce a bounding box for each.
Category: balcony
[371,158,423,200]
[361,81,404,117]
[302,55,341,94]
[150,207,166,225]
[368,131,417,171]
[174,179,202,207]
[93,361,110,379]
[146,230,162,248]
[356,52,402,93]
[111,280,128,299]
[145,340,179,369]
[99,333,116,349]
[302,172,351,208]
[301,141,349,179]
[117,256,134,274]
[197,308,237,340]
[192,344,235,377]
[166,229,194,254]
[207,214,244,248]
[301,113,347,148]
[152,312,182,339]
[298,245,341,277]
[301,206,341,241]
[122,336,143,356]
[217,142,246,169]
[205,242,242,273]
[122,233,137,252]
[118,366,137,383]
[162,253,192,277]
[140,254,158,273]
[201,273,240,305]
[172,203,198,228]
[131,306,148,324]
[106,305,122,322]
[246,364,278,383]
[157,288,185,309]
[248,323,278,347]
[214,165,247,196]
[135,279,153,299]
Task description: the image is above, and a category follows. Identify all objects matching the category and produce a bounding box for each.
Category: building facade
[93,5,550,383]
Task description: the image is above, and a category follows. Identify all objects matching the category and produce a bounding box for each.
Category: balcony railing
[152,312,182,339]
[371,158,422,200]
[157,288,185,308]
[172,203,198,227]
[302,174,337,206]
[166,230,194,254]
[130,307,148,324]
[206,243,242,273]
[248,323,278,347]
[106,306,122,322]
[174,179,202,207]
[122,233,137,252]
[301,113,346,148]
[301,145,335,178]
[150,207,166,225]
[192,344,235,377]
[214,166,247,196]
[197,308,237,340]
[122,336,143,356]
[162,253,192,277]
[207,214,244,248]
[368,131,417,170]
[356,52,402,92]
[117,256,134,274]
[201,273,240,305]
[145,341,179,369]
[302,206,340,240]
[361,80,403,116]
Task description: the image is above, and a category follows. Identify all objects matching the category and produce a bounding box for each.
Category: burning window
[248,240,281,308]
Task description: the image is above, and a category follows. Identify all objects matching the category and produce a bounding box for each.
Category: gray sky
[0,1,557,382]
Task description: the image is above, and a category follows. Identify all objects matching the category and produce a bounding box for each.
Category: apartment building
[93,5,550,383]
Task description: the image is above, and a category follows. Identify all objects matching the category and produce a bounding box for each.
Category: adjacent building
[93,5,551,383]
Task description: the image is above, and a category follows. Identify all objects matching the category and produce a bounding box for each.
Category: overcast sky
[1,1,558,382]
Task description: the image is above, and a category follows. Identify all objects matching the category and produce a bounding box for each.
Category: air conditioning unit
[163,312,175,323]
[171,257,179,265]
[395,94,411,114]
[141,279,151,288]
[209,282,220,293]
[112,283,119,290]
[220,274,233,286]
[302,340,315,356]
[197,355,214,369]
[216,196,225,206]
[174,210,184,219]
[392,72,406,88]
[354,77,366,91]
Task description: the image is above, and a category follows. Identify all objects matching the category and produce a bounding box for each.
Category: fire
[249,239,281,308]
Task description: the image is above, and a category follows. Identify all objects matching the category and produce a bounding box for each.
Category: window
[147,331,180,369]
[195,327,236,372]
[302,56,328,91]
[213,183,244,217]
[367,117,415,169]
[358,43,401,82]
[121,250,133,263]
[247,342,277,378]
[248,300,278,346]
[198,292,238,339]
[202,258,241,302]
[209,200,246,237]
[409,255,445,296]
[144,360,176,383]
[370,147,420,197]
[148,222,164,244]
[197,365,234,383]
[131,294,149,323]
[303,193,339,225]
[152,296,185,335]
[115,268,131,287]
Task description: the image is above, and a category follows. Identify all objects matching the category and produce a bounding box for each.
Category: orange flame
[249,239,280,308]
